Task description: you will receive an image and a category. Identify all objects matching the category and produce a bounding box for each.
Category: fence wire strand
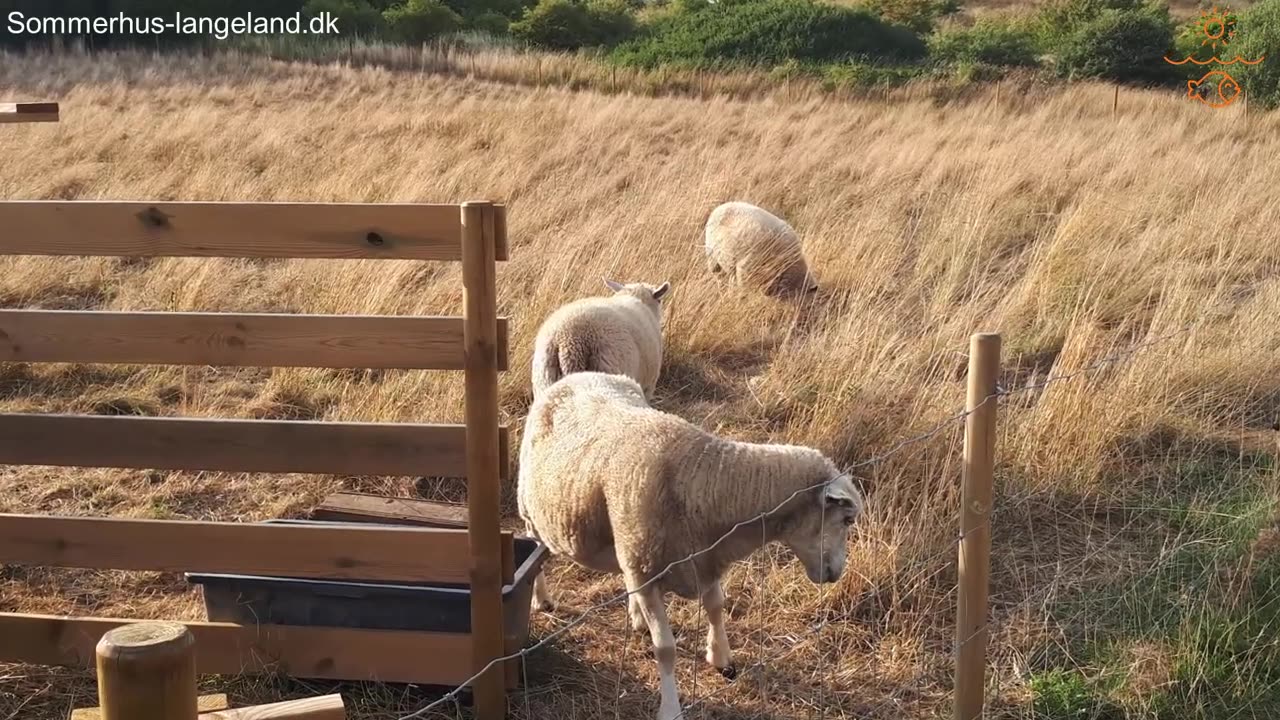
[395,322,1198,720]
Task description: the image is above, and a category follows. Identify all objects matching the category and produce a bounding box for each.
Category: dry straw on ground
[1,49,1278,719]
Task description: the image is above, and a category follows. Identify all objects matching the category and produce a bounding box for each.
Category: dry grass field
[2,49,1279,719]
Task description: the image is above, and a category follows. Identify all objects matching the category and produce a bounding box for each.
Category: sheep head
[603,278,672,319]
[782,473,864,585]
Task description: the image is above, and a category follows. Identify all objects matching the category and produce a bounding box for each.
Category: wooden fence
[0,200,513,718]
[0,101,59,123]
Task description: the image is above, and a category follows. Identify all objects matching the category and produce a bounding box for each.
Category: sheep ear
[653,281,671,301]
[603,277,625,292]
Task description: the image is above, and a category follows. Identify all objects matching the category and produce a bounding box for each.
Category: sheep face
[782,475,863,584]
[603,278,672,321]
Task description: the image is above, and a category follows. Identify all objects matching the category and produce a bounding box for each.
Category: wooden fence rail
[0,200,513,718]
[0,101,58,123]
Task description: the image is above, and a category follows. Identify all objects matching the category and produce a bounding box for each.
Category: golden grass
[1,49,1279,719]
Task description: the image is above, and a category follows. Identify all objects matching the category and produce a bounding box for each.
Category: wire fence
[399,321,1199,720]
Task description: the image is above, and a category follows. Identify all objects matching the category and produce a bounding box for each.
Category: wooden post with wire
[954,332,1000,720]
[95,621,198,720]
[462,200,506,720]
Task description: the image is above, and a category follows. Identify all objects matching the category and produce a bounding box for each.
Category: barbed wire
[396,321,1200,720]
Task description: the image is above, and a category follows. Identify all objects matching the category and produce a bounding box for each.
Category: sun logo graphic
[1163,4,1264,109]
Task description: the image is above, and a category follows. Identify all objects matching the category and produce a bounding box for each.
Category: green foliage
[862,0,960,34]
[469,10,513,33]
[1028,669,1121,719]
[304,0,385,36]
[1233,0,1280,109]
[382,0,464,42]
[611,0,927,69]
[1034,0,1175,83]
[509,0,637,49]
[821,61,928,87]
[929,19,1038,66]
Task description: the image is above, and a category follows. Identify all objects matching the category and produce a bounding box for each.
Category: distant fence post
[1112,85,1119,119]
[95,621,198,720]
[955,333,1001,720]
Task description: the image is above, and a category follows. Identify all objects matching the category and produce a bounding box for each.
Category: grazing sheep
[518,372,864,720]
[529,279,671,400]
[704,201,818,295]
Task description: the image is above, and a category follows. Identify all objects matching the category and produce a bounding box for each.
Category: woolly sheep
[529,279,671,400]
[704,200,818,295]
[517,372,864,720]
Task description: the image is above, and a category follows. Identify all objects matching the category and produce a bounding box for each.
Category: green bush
[469,9,513,32]
[383,0,465,42]
[863,0,960,34]
[611,0,927,69]
[929,19,1039,66]
[1233,0,1280,108]
[304,0,386,36]
[510,0,637,50]
[1053,7,1175,82]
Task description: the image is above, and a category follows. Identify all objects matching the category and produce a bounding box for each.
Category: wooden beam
[0,201,509,261]
[0,414,510,479]
[70,694,231,720]
[0,102,59,124]
[201,695,345,720]
[0,613,490,686]
[312,492,470,529]
[463,201,507,719]
[0,310,509,371]
[0,513,490,583]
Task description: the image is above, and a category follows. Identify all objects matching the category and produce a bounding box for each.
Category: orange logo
[1162,5,1265,109]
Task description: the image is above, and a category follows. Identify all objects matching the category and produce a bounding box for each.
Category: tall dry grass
[1,50,1278,719]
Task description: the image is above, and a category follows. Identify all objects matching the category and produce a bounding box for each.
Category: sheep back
[704,201,817,295]
[530,291,663,399]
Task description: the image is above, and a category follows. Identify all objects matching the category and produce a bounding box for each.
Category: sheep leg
[701,580,735,680]
[632,583,683,720]
[532,571,555,612]
[628,593,647,633]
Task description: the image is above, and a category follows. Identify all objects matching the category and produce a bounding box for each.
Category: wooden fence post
[954,332,1000,720]
[462,201,505,720]
[1112,85,1119,119]
[95,621,198,720]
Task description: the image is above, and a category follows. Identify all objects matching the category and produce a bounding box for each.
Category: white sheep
[517,371,864,720]
[529,279,671,400]
[704,201,818,295]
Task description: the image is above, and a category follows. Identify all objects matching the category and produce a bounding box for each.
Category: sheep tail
[536,338,565,391]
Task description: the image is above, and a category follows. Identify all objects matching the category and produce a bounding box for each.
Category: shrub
[863,0,960,34]
[1053,7,1175,83]
[510,0,637,50]
[304,0,386,36]
[383,0,465,42]
[611,0,927,69]
[1233,0,1280,108]
[929,19,1039,66]
[469,10,513,33]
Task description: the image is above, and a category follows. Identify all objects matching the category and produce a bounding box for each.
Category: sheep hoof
[534,599,556,613]
[718,664,738,681]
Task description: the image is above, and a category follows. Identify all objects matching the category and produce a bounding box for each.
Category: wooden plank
[70,694,231,720]
[202,695,345,720]
[0,514,476,583]
[0,613,495,686]
[0,310,509,371]
[0,201,512,261]
[0,102,59,123]
[0,414,510,479]
[311,492,469,529]
[462,201,507,719]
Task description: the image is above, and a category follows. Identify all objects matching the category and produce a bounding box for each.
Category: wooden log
[0,513,486,584]
[0,201,511,261]
[71,694,231,720]
[0,613,496,685]
[462,201,507,720]
[95,622,198,720]
[0,414,510,479]
[201,695,345,720]
[0,310,509,371]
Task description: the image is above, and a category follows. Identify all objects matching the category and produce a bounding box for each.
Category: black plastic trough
[184,519,548,653]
